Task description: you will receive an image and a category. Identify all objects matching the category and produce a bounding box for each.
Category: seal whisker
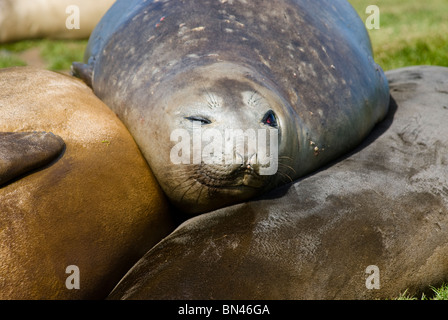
[278,156,294,162]
[167,171,203,193]
[203,86,219,109]
[196,184,205,204]
[179,180,199,203]
[248,90,258,105]
[277,171,293,183]
[164,166,198,174]
[278,162,296,175]
[171,177,197,193]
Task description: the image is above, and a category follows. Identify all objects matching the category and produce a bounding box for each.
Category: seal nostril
[247,153,256,165]
[236,152,244,165]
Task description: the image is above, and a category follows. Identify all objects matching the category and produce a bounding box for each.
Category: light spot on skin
[259,15,269,23]
[151,67,160,76]
[321,46,327,55]
[167,60,178,66]
[259,55,270,68]
[178,23,188,37]
[191,26,205,32]
[235,21,245,28]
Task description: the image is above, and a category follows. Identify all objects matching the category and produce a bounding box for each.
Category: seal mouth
[193,163,268,190]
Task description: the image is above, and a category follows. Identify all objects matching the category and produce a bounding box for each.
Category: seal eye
[262,110,278,127]
[185,116,211,125]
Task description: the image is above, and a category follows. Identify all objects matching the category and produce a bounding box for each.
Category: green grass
[0,39,87,71]
[39,40,87,70]
[0,52,26,68]
[396,284,448,300]
[1,0,447,71]
[348,0,448,70]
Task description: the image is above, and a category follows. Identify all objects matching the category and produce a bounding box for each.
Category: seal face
[74,0,390,214]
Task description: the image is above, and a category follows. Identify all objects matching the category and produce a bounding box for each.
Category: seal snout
[236,152,257,171]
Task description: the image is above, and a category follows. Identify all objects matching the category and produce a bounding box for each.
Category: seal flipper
[0,132,65,186]
[71,62,93,88]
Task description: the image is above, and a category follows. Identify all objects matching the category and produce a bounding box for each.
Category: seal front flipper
[0,132,65,186]
[71,62,93,88]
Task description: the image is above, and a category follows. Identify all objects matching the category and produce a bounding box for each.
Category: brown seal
[0,67,174,299]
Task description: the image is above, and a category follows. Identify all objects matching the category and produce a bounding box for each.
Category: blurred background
[0,0,447,73]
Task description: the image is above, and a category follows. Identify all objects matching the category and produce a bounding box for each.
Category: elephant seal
[73,0,389,214]
[0,67,174,299]
[108,66,448,300]
[0,0,115,43]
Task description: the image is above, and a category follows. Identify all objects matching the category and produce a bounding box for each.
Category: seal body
[0,0,115,43]
[75,0,389,214]
[0,67,174,299]
[108,66,448,300]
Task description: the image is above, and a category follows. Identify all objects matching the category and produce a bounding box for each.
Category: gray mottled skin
[0,132,65,186]
[74,0,389,214]
[108,66,448,300]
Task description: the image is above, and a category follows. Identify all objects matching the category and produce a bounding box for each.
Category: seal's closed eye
[262,110,278,128]
[185,116,212,125]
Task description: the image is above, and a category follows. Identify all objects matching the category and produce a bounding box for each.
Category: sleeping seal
[107,66,448,300]
[73,0,389,214]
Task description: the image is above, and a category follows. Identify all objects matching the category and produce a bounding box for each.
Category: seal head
[74,0,390,214]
